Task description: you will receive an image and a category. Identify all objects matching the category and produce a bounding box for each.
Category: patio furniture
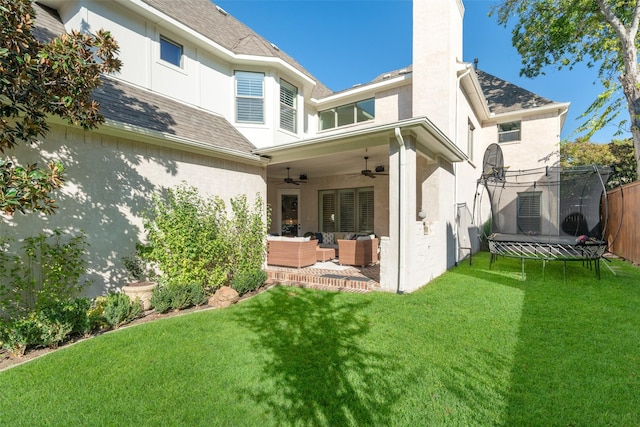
[337,237,378,267]
[316,247,336,262]
[267,237,317,268]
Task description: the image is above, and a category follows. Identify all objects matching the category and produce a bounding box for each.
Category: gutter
[395,127,406,294]
[454,63,473,266]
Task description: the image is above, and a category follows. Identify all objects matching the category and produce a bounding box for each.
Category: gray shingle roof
[475,69,557,114]
[94,77,256,154]
[32,2,67,42]
[33,2,255,155]
[141,0,333,99]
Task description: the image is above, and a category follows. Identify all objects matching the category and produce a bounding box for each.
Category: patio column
[383,132,417,293]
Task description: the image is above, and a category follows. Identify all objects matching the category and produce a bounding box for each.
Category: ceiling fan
[359,156,387,178]
[283,167,307,185]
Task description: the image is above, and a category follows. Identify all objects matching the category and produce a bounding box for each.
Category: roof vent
[215,5,228,15]
[398,69,409,75]
[352,83,362,88]
[382,73,391,79]
[270,42,280,51]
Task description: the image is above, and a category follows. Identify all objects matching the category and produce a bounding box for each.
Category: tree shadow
[233,287,401,426]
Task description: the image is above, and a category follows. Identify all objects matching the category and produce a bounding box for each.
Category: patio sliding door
[279,189,300,237]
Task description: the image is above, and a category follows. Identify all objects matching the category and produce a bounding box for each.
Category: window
[517,191,541,234]
[160,36,183,67]
[280,79,297,132]
[235,71,264,123]
[498,121,521,143]
[319,188,374,232]
[467,120,475,160]
[319,98,375,130]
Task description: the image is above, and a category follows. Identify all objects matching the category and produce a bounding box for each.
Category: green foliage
[86,296,109,333]
[231,269,267,296]
[0,230,90,319]
[491,0,640,178]
[227,194,271,281]
[560,139,637,188]
[150,282,207,314]
[143,183,269,291]
[0,0,122,215]
[0,297,91,356]
[103,292,142,329]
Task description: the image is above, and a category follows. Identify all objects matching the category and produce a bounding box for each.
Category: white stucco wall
[2,124,266,297]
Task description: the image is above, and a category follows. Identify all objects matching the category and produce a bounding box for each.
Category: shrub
[0,316,41,357]
[151,282,207,314]
[103,292,142,329]
[87,296,109,332]
[0,230,90,319]
[143,184,230,289]
[231,269,267,296]
[143,185,270,293]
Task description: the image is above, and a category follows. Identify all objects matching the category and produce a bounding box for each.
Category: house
[8,0,568,295]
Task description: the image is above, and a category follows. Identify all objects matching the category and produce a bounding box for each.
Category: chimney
[412,0,465,139]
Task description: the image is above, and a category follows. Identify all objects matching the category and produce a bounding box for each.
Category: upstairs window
[319,98,375,131]
[498,121,521,143]
[280,79,297,133]
[235,71,264,123]
[160,36,183,67]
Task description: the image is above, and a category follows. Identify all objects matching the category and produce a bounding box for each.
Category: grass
[1,252,639,426]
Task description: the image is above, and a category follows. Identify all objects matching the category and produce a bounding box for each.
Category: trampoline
[476,144,613,279]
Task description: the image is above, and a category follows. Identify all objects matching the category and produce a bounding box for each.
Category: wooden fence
[604,181,640,265]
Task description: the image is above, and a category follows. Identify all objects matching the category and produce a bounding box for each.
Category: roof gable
[475,69,557,115]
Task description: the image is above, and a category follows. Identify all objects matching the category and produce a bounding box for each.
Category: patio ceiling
[256,117,467,180]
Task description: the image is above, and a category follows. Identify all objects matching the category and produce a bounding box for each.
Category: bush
[87,296,109,333]
[0,230,90,319]
[103,292,142,329]
[143,184,270,292]
[151,282,207,314]
[231,269,267,296]
[0,316,41,357]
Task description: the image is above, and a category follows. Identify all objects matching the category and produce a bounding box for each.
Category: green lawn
[1,252,639,426]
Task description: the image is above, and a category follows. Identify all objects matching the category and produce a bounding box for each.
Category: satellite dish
[482,143,505,180]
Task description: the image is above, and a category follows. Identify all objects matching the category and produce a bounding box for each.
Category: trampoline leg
[542,260,546,281]
[521,258,525,280]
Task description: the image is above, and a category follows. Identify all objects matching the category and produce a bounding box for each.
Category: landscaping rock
[208,286,239,308]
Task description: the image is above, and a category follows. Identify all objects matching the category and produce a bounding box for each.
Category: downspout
[394,127,406,294]
[454,63,473,266]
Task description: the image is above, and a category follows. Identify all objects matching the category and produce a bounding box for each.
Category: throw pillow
[322,232,335,245]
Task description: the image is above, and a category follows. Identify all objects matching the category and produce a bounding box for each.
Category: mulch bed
[0,285,272,372]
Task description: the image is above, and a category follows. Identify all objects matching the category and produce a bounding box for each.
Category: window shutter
[236,72,264,123]
[339,190,356,232]
[321,192,336,232]
[280,80,297,132]
[358,189,374,232]
[517,192,541,233]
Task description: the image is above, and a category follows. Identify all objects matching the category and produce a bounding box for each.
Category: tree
[0,0,121,215]
[560,139,637,188]
[492,0,640,180]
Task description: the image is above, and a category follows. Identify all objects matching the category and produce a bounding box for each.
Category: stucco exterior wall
[2,124,266,297]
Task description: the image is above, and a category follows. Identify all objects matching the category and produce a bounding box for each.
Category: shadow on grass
[455,253,640,425]
[233,287,400,426]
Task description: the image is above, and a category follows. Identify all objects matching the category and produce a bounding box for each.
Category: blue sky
[215,0,629,143]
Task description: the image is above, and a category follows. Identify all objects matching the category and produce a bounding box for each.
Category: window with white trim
[498,121,521,143]
[280,79,297,133]
[319,98,375,131]
[319,187,374,232]
[235,71,264,123]
[517,191,541,234]
[160,36,183,67]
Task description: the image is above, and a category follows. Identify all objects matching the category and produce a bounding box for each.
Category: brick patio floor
[266,261,380,293]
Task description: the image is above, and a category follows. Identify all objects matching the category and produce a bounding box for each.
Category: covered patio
[256,117,467,293]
